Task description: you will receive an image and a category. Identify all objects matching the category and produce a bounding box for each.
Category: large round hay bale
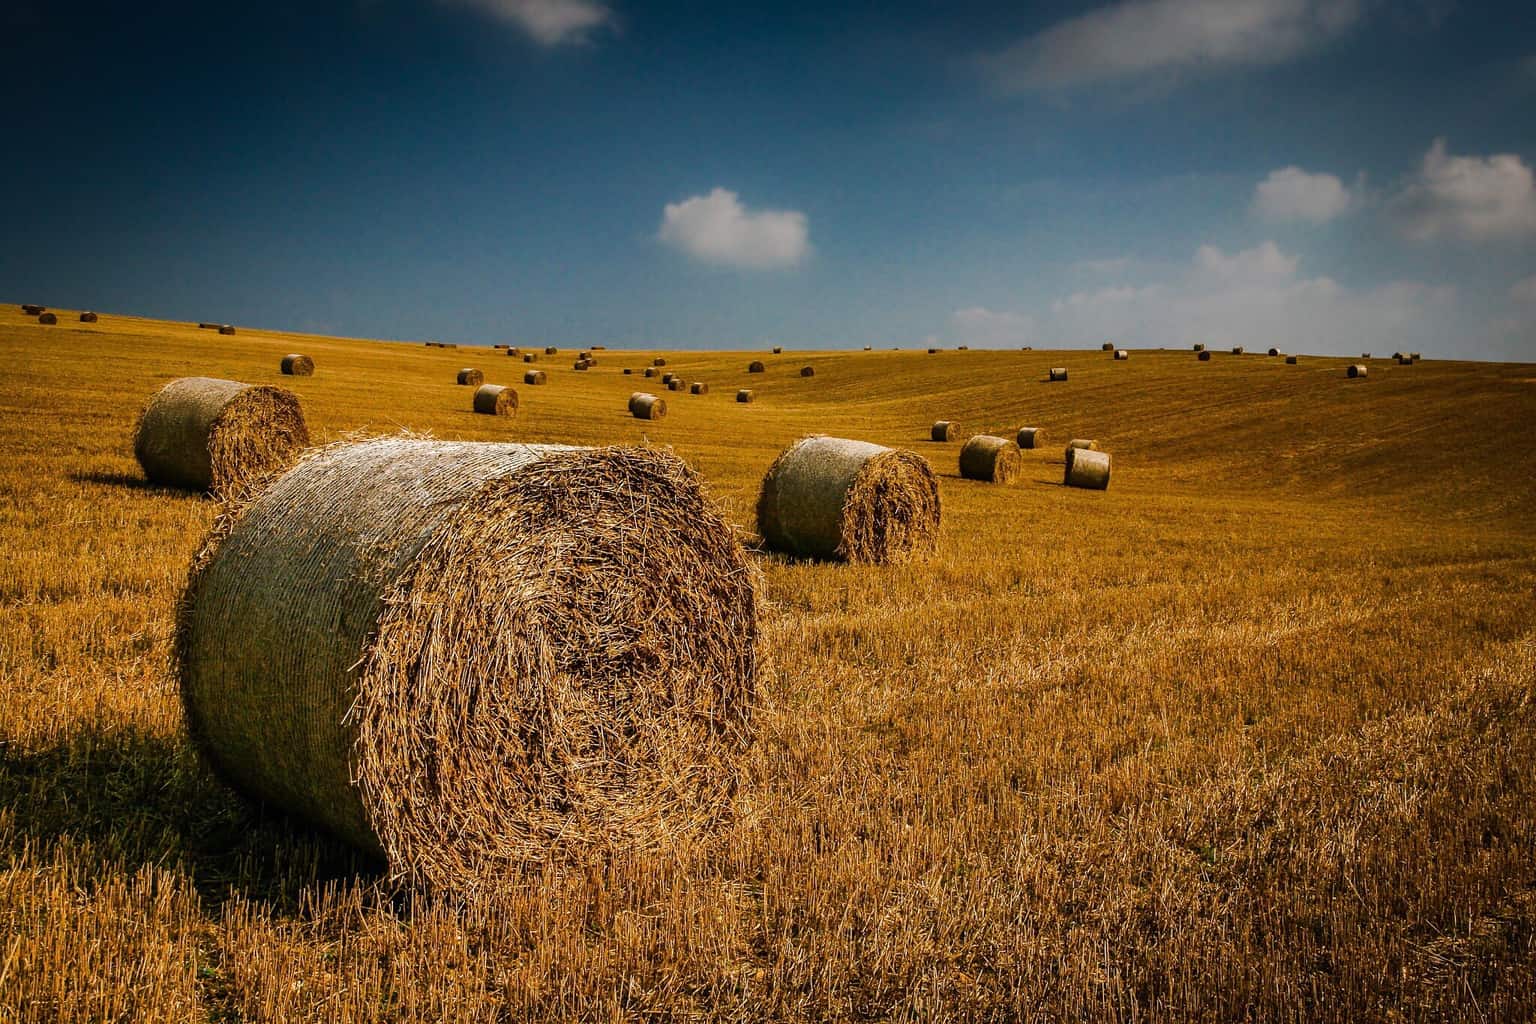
[1268,347,1280,356]
[1198,350,1212,361]
[628,392,666,419]
[177,437,756,888]
[1392,351,1404,360]
[1101,342,1114,351]
[1113,349,1128,360]
[1193,343,1205,352]
[661,372,677,385]
[219,325,236,336]
[748,361,765,373]
[736,389,754,403]
[1285,355,1298,364]
[472,384,517,416]
[930,420,958,442]
[1064,447,1111,490]
[456,368,483,386]
[1016,427,1043,449]
[80,311,98,323]
[523,353,537,363]
[573,360,591,371]
[134,377,309,496]
[771,346,782,354]
[37,312,57,324]
[757,436,940,565]
[1065,438,1098,453]
[643,367,658,378]
[1048,367,1068,381]
[507,347,521,357]
[959,435,1022,484]
[523,369,547,385]
[927,347,939,354]
[1348,364,1368,378]
[1231,346,1244,355]
[281,354,314,376]
[544,346,558,355]
[799,366,815,377]
[690,382,708,395]
[1361,352,1371,359]
[653,357,667,367]
[667,378,688,392]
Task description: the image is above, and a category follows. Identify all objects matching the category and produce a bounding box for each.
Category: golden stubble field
[1,306,1534,1022]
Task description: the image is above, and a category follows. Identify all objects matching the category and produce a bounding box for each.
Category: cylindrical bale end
[1048,367,1068,381]
[800,366,815,377]
[281,354,314,376]
[690,382,708,395]
[80,311,98,323]
[134,377,309,496]
[736,389,755,403]
[1348,364,1368,378]
[472,384,517,416]
[748,361,765,373]
[523,369,547,385]
[930,420,958,442]
[959,435,1023,484]
[1065,439,1098,454]
[1198,350,1212,361]
[1285,355,1298,364]
[1016,427,1043,449]
[1064,447,1111,490]
[628,392,667,419]
[456,368,484,386]
[1113,349,1128,360]
[219,325,236,335]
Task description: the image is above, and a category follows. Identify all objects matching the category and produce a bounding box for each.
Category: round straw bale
[135,377,309,496]
[177,437,756,888]
[21,304,44,315]
[628,392,666,419]
[1268,347,1280,356]
[493,344,508,350]
[756,436,940,565]
[1198,350,1212,361]
[579,350,591,360]
[1410,351,1421,360]
[1101,342,1114,351]
[690,382,708,395]
[1113,349,1128,360]
[1231,346,1244,355]
[471,384,517,416]
[37,312,57,324]
[1286,355,1298,364]
[1016,427,1043,449]
[1397,355,1413,365]
[653,357,667,367]
[507,347,521,357]
[959,435,1022,484]
[800,366,814,377]
[281,354,314,376]
[930,420,958,442]
[544,346,558,355]
[667,378,687,392]
[523,369,547,385]
[643,367,658,378]
[219,325,237,335]
[748,361,765,373]
[456,368,484,386]
[736,389,754,403]
[573,360,590,371]
[1362,352,1371,359]
[956,345,968,351]
[1193,343,1205,351]
[863,345,873,351]
[927,348,939,354]
[523,353,537,363]
[80,311,98,323]
[1048,367,1068,381]
[661,372,677,385]
[1065,438,1098,453]
[199,322,221,330]
[1347,364,1368,378]
[1392,351,1403,360]
[622,368,634,375]
[771,346,782,354]
[1064,447,1111,490]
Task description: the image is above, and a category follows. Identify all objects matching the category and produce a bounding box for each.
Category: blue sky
[2,0,1534,358]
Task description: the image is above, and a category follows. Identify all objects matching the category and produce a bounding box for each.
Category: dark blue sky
[3,1,1534,357]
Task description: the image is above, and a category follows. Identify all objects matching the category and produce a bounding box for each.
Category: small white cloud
[1253,166,1354,223]
[445,0,614,46]
[983,0,1365,93]
[1193,240,1298,283]
[1511,274,1536,305]
[1388,138,1536,242]
[950,307,1037,345]
[658,188,809,270]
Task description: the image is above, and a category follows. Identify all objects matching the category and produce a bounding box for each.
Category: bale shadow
[69,470,196,497]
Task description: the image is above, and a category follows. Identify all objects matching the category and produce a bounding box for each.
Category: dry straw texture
[134,377,309,497]
[736,388,754,403]
[1049,367,1068,381]
[456,368,483,386]
[1349,365,1369,379]
[628,392,666,419]
[1064,446,1112,489]
[1066,438,1099,452]
[522,369,547,386]
[471,384,517,416]
[748,361,765,373]
[959,435,1023,484]
[1016,426,1043,449]
[757,435,940,565]
[930,420,958,442]
[177,437,757,891]
[280,354,314,376]
[690,382,708,395]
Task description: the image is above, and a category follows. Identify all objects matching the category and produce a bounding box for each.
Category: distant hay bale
[653,357,667,367]
[456,368,484,386]
[772,346,782,354]
[927,348,939,354]
[544,346,558,355]
[523,369,547,385]
[506,347,521,357]
[1016,427,1043,449]
[1193,343,1205,352]
[199,323,222,330]
[959,435,1022,484]
[1231,346,1244,355]
[748,361,765,373]
[1268,347,1280,356]
[736,389,754,403]
[800,366,815,377]
[628,392,667,419]
[1113,349,1128,360]
[667,378,687,392]
[1064,447,1111,490]
[1348,364,1368,378]
[523,353,538,363]
[1410,352,1421,360]
[37,312,57,324]
[643,367,658,378]
[590,345,606,351]
[1362,352,1371,359]
[219,325,236,336]
[493,344,508,350]
[622,368,634,375]
[661,372,677,385]
[134,377,309,496]
[176,436,757,889]
[956,345,969,351]
[930,420,958,442]
[1392,351,1403,360]
[757,436,940,565]
[1101,342,1114,351]
[21,304,45,315]
[281,354,314,376]
[1286,355,1298,364]
[1198,350,1212,361]
[472,384,517,416]
[1397,355,1413,365]
[1048,367,1068,381]
[79,311,98,323]
[690,382,708,395]
[863,345,873,351]
[573,360,591,371]
[579,351,592,360]
[1065,439,1098,452]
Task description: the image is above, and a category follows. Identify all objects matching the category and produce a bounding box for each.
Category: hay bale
[667,378,687,392]
[544,346,558,355]
[472,384,517,416]
[1198,350,1212,361]
[1268,347,1280,356]
[37,312,56,324]
[1362,352,1371,359]
[690,382,708,395]
[1065,438,1098,452]
[1064,447,1111,490]
[1397,355,1413,365]
[573,360,591,371]
[1101,342,1114,351]
[661,372,677,385]
[493,344,508,350]
[771,346,782,354]
[523,369,547,385]
[799,366,815,378]
[1193,343,1205,352]
[134,377,309,496]
[523,353,538,363]
[1392,351,1404,360]
[653,357,667,367]
[748,361,765,373]
[1048,367,1068,381]
[628,392,666,419]
[959,435,1022,484]
[863,345,873,351]
[80,311,98,323]
[757,436,939,564]
[281,354,314,376]
[199,323,221,330]
[736,389,754,403]
[1347,364,1368,378]
[930,420,958,442]
[956,345,969,351]
[1231,346,1244,355]
[1113,349,1128,360]
[506,347,521,357]
[1286,355,1298,364]
[177,436,756,888]
[456,368,484,386]
[1410,352,1421,360]
[21,304,45,315]
[927,347,939,354]
[219,325,236,336]
[579,351,591,360]
[1016,427,1043,449]
[622,368,634,375]
[643,367,658,378]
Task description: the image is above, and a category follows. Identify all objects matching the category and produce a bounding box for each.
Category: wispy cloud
[658,188,809,271]
[1252,166,1355,223]
[444,0,614,47]
[1387,138,1536,242]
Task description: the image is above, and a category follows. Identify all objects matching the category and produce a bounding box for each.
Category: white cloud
[1512,274,1536,305]
[658,188,809,270]
[1387,139,1536,242]
[1253,166,1354,223]
[1192,240,1298,283]
[951,307,1037,345]
[983,0,1365,92]
[445,0,613,46]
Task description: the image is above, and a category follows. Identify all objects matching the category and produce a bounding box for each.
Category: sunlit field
[2,306,1533,1021]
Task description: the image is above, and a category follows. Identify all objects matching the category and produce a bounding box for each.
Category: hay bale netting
[628,392,666,419]
[1286,355,1298,365]
[736,389,755,403]
[523,369,547,386]
[748,361,765,373]
[757,436,940,565]
[80,311,98,323]
[799,366,815,378]
[281,354,315,376]
[690,382,708,395]
[456,368,484,386]
[472,384,517,416]
[1113,349,1128,360]
[1064,447,1111,490]
[134,377,310,496]
[1198,350,1212,361]
[930,420,958,442]
[1016,427,1043,449]
[959,435,1023,484]
[219,325,237,336]
[1048,367,1068,381]
[176,437,757,888]
[1348,364,1369,379]
[37,312,57,324]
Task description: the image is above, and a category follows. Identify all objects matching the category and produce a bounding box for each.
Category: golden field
[1,305,1533,1022]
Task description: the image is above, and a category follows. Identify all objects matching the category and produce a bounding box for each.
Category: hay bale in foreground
[1286,355,1298,364]
[1064,447,1111,490]
[80,311,98,323]
[523,369,547,385]
[37,312,57,324]
[690,382,708,395]
[736,389,754,403]
[456,368,484,386]
[1066,438,1098,453]
[1198,350,1212,361]
[628,392,666,419]
[281,354,314,376]
[959,435,1022,484]
[748,361,765,373]
[177,436,757,889]
[757,436,939,565]
[1048,367,1068,381]
[1113,349,1128,360]
[800,366,815,377]
[931,420,958,442]
[1348,364,1368,378]
[135,377,309,496]
[472,384,517,416]
[1016,427,1043,449]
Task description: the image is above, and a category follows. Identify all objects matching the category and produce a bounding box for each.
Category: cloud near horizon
[444,0,614,46]
[1387,139,1536,242]
[658,188,809,270]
